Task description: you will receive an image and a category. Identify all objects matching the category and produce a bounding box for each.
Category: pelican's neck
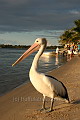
[31,45,45,72]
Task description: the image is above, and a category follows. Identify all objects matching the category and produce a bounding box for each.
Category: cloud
[69,9,80,15]
[0,0,80,33]
[0,39,18,45]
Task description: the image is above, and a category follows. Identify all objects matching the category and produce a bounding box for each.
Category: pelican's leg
[40,95,46,111]
[49,98,54,112]
[42,95,46,109]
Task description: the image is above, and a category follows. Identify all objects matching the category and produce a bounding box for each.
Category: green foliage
[59,19,80,45]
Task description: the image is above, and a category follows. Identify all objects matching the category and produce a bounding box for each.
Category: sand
[0,56,80,120]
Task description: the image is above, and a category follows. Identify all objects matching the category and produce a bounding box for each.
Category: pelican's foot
[46,108,54,113]
[65,99,70,104]
[40,108,45,112]
[38,108,46,112]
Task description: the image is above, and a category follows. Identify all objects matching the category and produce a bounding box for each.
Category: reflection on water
[55,55,59,65]
[40,55,52,64]
[39,54,67,73]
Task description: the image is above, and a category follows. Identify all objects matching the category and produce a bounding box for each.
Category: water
[0,48,67,96]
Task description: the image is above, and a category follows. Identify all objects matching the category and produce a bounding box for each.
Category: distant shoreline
[0,44,63,49]
[0,44,31,49]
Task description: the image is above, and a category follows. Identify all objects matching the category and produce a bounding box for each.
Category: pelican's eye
[36,41,38,42]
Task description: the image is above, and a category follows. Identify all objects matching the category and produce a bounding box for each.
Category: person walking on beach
[67,43,74,60]
[70,43,74,54]
[78,43,80,56]
[56,47,59,56]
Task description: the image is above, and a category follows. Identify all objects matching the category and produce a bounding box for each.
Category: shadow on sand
[72,99,80,104]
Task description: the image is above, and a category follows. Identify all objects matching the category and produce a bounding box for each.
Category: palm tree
[59,20,80,45]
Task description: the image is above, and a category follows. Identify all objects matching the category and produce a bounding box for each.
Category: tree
[59,19,80,46]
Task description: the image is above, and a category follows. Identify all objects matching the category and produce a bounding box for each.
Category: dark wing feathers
[45,75,69,100]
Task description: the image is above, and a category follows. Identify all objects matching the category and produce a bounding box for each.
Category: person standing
[78,43,80,56]
[56,47,59,56]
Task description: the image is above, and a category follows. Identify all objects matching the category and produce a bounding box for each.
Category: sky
[0,0,80,45]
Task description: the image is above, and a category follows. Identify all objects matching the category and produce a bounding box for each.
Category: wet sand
[0,56,80,120]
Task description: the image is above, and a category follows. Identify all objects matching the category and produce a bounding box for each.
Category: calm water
[0,48,67,96]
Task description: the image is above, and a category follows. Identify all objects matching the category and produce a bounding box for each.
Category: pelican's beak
[12,43,40,67]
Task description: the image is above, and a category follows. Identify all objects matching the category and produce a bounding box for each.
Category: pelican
[12,38,70,112]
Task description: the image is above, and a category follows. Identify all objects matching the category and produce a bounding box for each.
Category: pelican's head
[12,38,47,67]
[35,38,47,46]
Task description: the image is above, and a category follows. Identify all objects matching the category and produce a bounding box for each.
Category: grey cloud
[0,0,80,32]
[0,39,18,44]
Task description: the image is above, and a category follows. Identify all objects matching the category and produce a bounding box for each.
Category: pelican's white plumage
[12,38,69,112]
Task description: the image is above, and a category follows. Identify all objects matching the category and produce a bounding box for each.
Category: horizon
[0,30,64,46]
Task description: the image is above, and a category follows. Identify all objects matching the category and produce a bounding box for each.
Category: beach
[0,56,80,120]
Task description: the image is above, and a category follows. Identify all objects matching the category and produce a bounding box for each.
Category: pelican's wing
[42,74,68,99]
